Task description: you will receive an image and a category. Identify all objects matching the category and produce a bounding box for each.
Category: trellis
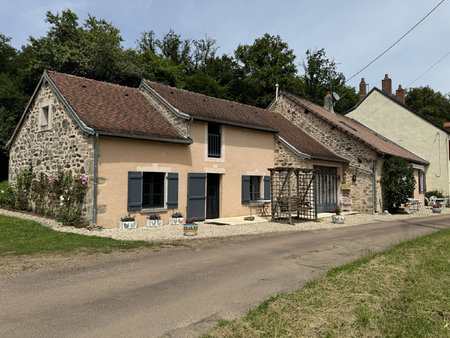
[269,167,316,224]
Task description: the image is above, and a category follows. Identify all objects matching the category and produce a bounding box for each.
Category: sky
[1,0,449,95]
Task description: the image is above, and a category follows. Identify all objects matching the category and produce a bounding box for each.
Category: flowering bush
[120,214,135,222]
[147,213,161,220]
[185,217,197,224]
[332,206,341,215]
[433,203,442,208]
[171,211,183,218]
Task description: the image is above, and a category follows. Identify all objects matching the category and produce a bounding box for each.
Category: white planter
[332,215,345,224]
[146,219,163,227]
[169,217,184,225]
[120,221,137,229]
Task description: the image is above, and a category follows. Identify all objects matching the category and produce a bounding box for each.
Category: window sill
[141,208,167,214]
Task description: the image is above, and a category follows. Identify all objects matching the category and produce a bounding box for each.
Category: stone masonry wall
[140,87,189,137]
[8,83,95,219]
[275,139,312,169]
[271,95,379,213]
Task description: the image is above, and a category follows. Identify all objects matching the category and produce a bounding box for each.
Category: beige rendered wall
[96,121,275,228]
[347,91,449,196]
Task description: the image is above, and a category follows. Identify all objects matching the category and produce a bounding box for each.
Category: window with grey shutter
[418,171,422,193]
[263,176,271,200]
[242,175,250,204]
[423,171,427,192]
[128,171,142,210]
[167,173,179,209]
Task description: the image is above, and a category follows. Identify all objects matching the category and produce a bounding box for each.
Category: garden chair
[339,196,352,211]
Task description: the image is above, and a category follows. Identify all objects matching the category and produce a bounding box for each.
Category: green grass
[207,229,450,337]
[0,215,159,255]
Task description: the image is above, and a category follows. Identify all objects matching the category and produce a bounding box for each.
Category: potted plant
[431,203,442,213]
[146,213,163,227]
[331,206,345,224]
[119,214,137,229]
[183,217,198,236]
[169,211,184,225]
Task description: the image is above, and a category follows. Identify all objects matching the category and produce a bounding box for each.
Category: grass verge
[206,229,450,337]
[0,215,158,255]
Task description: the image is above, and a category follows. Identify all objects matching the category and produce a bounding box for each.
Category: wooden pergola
[268,167,317,224]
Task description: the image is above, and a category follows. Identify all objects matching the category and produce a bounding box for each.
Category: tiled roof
[144,80,346,163]
[279,91,428,165]
[46,71,187,141]
[143,80,277,132]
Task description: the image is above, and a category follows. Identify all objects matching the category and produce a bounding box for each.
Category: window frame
[142,172,165,209]
[207,122,222,158]
[39,105,51,131]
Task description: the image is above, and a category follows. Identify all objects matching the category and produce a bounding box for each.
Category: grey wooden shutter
[418,171,422,193]
[263,176,271,200]
[187,173,206,220]
[242,175,250,204]
[423,171,427,192]
[167,173,179,209]
[128,171,142,210]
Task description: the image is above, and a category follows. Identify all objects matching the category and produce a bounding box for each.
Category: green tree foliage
[380,156,415,213]
[405,86,450,126]
[301,48,358,113]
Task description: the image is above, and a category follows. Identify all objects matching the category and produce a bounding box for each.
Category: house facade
[347,75,450,197]
[8,71,347,228]
[269,90,429,213]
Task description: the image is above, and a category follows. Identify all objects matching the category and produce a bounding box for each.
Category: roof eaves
[140,81,191,120]
[276,136,311,159]
[97,130,193,144]
[311,155,349,164]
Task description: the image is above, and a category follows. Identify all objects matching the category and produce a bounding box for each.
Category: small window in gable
[39,105,50,130]
[208,123,221,158]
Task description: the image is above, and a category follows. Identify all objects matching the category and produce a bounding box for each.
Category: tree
[301,48,358,113]
[405,86,450,126]
[380,156,415,213]
[234,34,298,107]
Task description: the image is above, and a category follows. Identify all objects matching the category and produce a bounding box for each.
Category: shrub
[425,190,444,199]
[0,181,14,207]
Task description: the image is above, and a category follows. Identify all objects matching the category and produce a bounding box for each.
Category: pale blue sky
[1,0,449,94]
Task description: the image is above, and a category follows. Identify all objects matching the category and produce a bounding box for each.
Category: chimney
[324,92,334,112]
[395,85,405,103]
[443,122,450,132]
[382,74,392,94]
[359,78,367,101]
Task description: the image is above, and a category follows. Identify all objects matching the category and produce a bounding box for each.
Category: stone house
[7,71,346,228]
[347,75,450,198]
[269,90,429,213]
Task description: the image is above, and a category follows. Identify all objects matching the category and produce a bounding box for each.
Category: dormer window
[39,105,51,131]
[208,123,221,158]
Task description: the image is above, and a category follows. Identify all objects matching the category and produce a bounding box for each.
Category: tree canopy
[405,86,450,127]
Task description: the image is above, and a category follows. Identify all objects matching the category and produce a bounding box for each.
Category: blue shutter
[242,175,250,204]
[263,176,271,200]
[423,171,427,192]
[128,171,142,210]
[167,173,179,209]
[187,173,206,220]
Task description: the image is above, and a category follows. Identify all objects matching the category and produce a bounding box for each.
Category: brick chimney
[382,74,392,94]
[324,92,334,112]
[444,122,450,132]
[395,85,405,103]
[359,78,367,101]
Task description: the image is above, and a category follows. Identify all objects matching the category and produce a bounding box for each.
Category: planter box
[184,223,198,236]
[169,217,184,225]
[120,221,137,229]
[332,215,345,224]
[147,219,163,227]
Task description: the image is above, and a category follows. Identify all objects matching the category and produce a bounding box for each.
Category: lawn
[0,215,158,255]
[207,229,450,337]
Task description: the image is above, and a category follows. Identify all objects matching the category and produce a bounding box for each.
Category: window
[208,123,221,158]
[418,170,426,193]
[242,175,271,204]
[128,172,178,211]
[142,172,165,208]
[39,105,50,130]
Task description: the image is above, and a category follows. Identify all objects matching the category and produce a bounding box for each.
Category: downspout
[373,160,377,213]
[92,133,99,224]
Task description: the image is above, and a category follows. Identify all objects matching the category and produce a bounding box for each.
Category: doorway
[314,166,338,213]
[206,174,220,219]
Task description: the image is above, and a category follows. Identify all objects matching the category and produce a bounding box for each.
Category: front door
[206,174,220,219]
[187,173,206,220]
[314,166,338,213]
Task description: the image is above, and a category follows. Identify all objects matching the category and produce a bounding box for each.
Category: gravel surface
[1,207,448,242]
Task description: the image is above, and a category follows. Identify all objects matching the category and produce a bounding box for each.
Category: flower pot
[120,221,137,229]
[146,219,163,227]
[170,217,184,225]
[432,207,442,213]
[183,223,198,236]
[332,214,345,224]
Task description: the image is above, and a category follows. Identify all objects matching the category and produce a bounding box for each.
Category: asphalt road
[1,215,449,338]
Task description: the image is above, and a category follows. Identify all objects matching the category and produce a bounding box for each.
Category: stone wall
[140,87,189,137]
[274,139,312,169]
[8,83,95,219]
[271,95,379,213]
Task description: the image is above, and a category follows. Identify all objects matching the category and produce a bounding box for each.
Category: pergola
[269,167,317,224]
